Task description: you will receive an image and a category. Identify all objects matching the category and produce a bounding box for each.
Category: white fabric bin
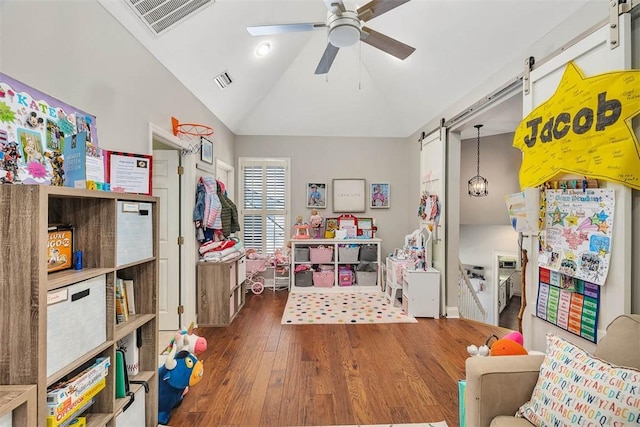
[115,384,145,426]
[47,275,107,377]
[116,201,153,266]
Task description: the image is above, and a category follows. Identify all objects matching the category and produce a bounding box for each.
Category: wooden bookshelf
[0,186,159,427]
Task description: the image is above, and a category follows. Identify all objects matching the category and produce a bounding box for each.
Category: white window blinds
[239,158,290,255]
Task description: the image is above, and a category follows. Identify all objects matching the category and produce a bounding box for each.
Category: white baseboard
[446,306,460,318]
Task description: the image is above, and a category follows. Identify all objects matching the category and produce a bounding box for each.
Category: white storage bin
[116,201,153,266]
[47,275,107,377]
[115,384,146,426]
[0,412,11,427]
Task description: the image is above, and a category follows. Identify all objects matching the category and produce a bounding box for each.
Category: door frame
[148,123,198,329]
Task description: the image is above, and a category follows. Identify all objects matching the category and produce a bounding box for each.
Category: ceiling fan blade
[357,0,411,22]
[360,27,415,60]
[323,0,346,14]
[247,22,326,36]
[315,43,340,75]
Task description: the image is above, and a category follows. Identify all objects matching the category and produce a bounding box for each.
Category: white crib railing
[458,261,487,323]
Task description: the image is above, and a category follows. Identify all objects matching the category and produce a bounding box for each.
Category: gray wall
[459,132,522,225]
[235,135,412,257]
[0,1,236,163]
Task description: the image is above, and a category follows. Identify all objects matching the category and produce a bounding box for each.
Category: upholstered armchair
[465,314,640,427]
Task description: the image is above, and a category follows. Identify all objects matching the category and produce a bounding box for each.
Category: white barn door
[420,128,447,315]
[522,14,633,352]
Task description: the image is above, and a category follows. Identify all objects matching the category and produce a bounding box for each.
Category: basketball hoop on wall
[171,116,214,157]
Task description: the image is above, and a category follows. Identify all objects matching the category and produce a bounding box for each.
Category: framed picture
[370,182,390,208]
[200,137,213,164]
[306,182,327,208]
[333,179,366,212]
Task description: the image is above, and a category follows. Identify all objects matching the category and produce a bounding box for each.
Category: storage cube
[338,266,353,286]
[47,275,107,377]
[295,270,313,287]
[309,246,333,263]
[294,247,310,262]
[356,271,378,286]
[115,384,145,426]
[116,201,153,266]
[338,246,359,263]
[313,270,335,287]
[359,244,377,261]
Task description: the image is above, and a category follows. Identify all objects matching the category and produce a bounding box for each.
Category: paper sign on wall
[538,189,614,286]
[513,62,640,190]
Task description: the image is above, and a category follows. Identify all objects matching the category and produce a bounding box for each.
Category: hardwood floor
[166,291,511,427]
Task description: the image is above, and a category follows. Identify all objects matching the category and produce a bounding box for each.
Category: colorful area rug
[281,291,418,324]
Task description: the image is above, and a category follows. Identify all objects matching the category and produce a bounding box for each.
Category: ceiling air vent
[214,71,233,89]
[126,0,214,36]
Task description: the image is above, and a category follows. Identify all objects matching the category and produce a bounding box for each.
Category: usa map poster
[538,189,614,286]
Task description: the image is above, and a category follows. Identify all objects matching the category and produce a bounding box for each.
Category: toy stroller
[244,258,267,294]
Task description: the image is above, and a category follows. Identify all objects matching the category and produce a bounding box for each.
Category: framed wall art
[333,179,366,212]
[306,182,327,208]
[370,182,390,208]
[200,137,214,164]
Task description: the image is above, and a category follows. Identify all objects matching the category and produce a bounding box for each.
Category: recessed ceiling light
[255,42,271,57]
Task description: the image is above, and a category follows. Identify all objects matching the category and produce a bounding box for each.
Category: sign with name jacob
[513,62,640,190]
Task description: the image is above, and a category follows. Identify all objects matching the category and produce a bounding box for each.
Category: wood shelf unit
[0,186,159,427]
[197,255,247,326]
[0,385,37,426]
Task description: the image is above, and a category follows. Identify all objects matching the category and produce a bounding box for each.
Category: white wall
[459,132,522,225]
[0,1,235,162]
[459,225,519,299]
[235,135,413,257]
[0,1,237,329]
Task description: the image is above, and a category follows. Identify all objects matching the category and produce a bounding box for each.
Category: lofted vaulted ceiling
[99,0,604,139]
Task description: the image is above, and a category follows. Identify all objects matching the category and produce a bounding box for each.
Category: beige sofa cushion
[490,416,532,427]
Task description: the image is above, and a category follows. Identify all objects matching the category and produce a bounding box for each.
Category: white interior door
[420,128,447,315]
[216,159,235,201]
[153,150,180,331]
[522,15,632,352]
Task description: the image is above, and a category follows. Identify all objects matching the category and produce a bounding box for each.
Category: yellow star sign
[513,62,640,190]
[565,212,578,226]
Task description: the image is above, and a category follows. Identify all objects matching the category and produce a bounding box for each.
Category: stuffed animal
[164,322,208,356]
[467,331,527,357]
[158,345,204,425]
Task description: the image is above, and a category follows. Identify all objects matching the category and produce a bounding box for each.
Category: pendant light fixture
[468,124,489,197]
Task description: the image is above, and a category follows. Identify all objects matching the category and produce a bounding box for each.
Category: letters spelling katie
[523,92,622,148]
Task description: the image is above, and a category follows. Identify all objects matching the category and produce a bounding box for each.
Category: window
[239,157,290,255]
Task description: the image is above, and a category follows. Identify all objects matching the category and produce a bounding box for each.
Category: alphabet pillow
[517,333,640,426]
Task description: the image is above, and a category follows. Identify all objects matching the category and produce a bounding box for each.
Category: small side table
[402,268,440,318]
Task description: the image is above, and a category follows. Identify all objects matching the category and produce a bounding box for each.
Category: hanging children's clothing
[193,176,222,242]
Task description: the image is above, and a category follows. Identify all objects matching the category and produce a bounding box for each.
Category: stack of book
[46,357,110,427]
[115,277,135,324]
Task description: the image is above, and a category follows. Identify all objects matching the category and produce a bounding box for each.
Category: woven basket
[338,246,360,263]
[313,270,335,287]
[356,271,377,286]
[310,246,333,263]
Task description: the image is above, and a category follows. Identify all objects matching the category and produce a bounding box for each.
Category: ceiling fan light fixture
[327,11,360,48]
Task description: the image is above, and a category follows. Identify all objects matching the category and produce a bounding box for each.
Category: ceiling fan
[247,0,415,75]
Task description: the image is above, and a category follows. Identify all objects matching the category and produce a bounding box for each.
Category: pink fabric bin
[310,246,333,263]
[313,270,335,287]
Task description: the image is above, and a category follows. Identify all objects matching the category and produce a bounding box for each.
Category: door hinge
[177,305,184,315]
[177,236,184,245]
[177,166,184,175]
